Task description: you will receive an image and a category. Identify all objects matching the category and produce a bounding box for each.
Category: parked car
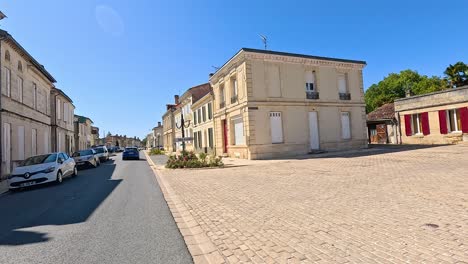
[93,146,109,162]
[115,147,123,152]
[72,149,100,168]
[122,147,140,160]
[8,152,77,190]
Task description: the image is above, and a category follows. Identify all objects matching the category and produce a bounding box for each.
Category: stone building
[74,115,93,151]
[162,97,178,152]
[192,90,215,154]
[1,29,56,178]
[91,126,99,147]
[50,88,75,154]
[395,86,468,144]
[173,83,211,152]
[367,103,398,144]
[210,48,368,159]
[152,122,163,148]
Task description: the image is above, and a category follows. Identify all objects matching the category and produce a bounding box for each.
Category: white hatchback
[8,152,77,190]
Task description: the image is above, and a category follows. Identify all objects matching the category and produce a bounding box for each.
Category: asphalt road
[0,152,192,264]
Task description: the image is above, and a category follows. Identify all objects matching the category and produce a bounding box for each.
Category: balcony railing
[231,95,238,104]
[339,93,351,100]
[219,101,225,109]
[306,91,319,100]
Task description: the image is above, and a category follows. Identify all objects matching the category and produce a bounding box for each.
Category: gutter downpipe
[0,37,4,180]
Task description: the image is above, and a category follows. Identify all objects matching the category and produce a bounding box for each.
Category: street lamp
[175,112,191,152]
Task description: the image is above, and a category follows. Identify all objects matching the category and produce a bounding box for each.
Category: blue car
[122,147,140,160]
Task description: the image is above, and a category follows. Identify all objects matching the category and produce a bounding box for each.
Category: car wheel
[56,171,63,184]
[72,166,78,177]
[97,159,101,166]
[93,160,98,168]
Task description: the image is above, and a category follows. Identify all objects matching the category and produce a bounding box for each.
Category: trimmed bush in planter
[166,151,223,169]
[149,149,165,155]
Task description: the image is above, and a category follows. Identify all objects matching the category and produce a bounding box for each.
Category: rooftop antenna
[211,66,220,71]
[260,34,268,50]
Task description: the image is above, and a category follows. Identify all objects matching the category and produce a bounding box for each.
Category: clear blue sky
[1,0,467,138]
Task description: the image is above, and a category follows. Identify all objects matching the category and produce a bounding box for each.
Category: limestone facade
[50,88,74,154]
[210,48,368,159]
[1,31,56,178]
[395,86,468,144]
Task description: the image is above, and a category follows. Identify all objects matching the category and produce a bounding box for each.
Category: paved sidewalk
[155,145,468,263]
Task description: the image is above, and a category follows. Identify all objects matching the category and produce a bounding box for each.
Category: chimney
[174,95,179,104]
[405,89,413,98]
[158,122,161,127]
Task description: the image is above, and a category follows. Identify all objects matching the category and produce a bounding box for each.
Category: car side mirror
[58,158,64,164]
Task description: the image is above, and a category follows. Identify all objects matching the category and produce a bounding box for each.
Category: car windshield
[19,154,57,167]
[73,150,94,157]
[94,148,105,154]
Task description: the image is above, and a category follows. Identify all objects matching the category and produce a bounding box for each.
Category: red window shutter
[404,115,412,136]
[421,112,430,135]
[438,110,448,134]
[459,107,468,133]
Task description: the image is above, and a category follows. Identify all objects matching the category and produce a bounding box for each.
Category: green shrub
[149,148,164,155]
[165,152,223,169]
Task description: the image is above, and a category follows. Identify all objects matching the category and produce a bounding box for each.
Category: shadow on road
[0,159,121,246]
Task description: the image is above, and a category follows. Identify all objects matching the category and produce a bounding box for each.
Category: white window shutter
[44,131,49,153]
[233,117,245,145]
[341,112,351,139]
[270,112,283,143]
[338,74,347,93]
[18,126,25,160]
[57,99,61,120]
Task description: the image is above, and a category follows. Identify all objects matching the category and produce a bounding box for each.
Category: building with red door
[394,86,468,144]
[209,48,368,159]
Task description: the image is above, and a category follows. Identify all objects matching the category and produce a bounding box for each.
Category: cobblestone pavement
[159,145,468,263]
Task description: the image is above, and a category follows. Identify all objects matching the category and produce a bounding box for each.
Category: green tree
[365,70,447,113]
[444,62,468,88]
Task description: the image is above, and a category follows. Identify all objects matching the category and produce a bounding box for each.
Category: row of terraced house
[0,29,99,180]
[161,48,369,159]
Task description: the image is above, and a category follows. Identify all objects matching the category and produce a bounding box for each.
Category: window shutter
[421,112,430,135]
[459,107,468,133]
[404,115,412,136]
[438,110,448,134]
[270,112,283,143]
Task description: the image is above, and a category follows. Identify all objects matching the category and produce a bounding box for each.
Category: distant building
[395,86,468,144]
[367,103,398,144]
[74,115,93,150]
[1,29,57,178]
[91,126,99,147]
[146,132,154,148]
[162,96,178,152]
[51,88,75,154]
[152,122,163,148]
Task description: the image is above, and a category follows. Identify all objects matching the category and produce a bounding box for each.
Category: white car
[72,149,100,168]
[93,146,109,162]
[8,152,77,190]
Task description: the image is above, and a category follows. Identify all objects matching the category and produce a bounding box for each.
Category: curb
[144,152,225,264]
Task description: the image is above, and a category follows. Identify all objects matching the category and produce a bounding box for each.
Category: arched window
[18,61,23,72]
[5,50,10,61]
